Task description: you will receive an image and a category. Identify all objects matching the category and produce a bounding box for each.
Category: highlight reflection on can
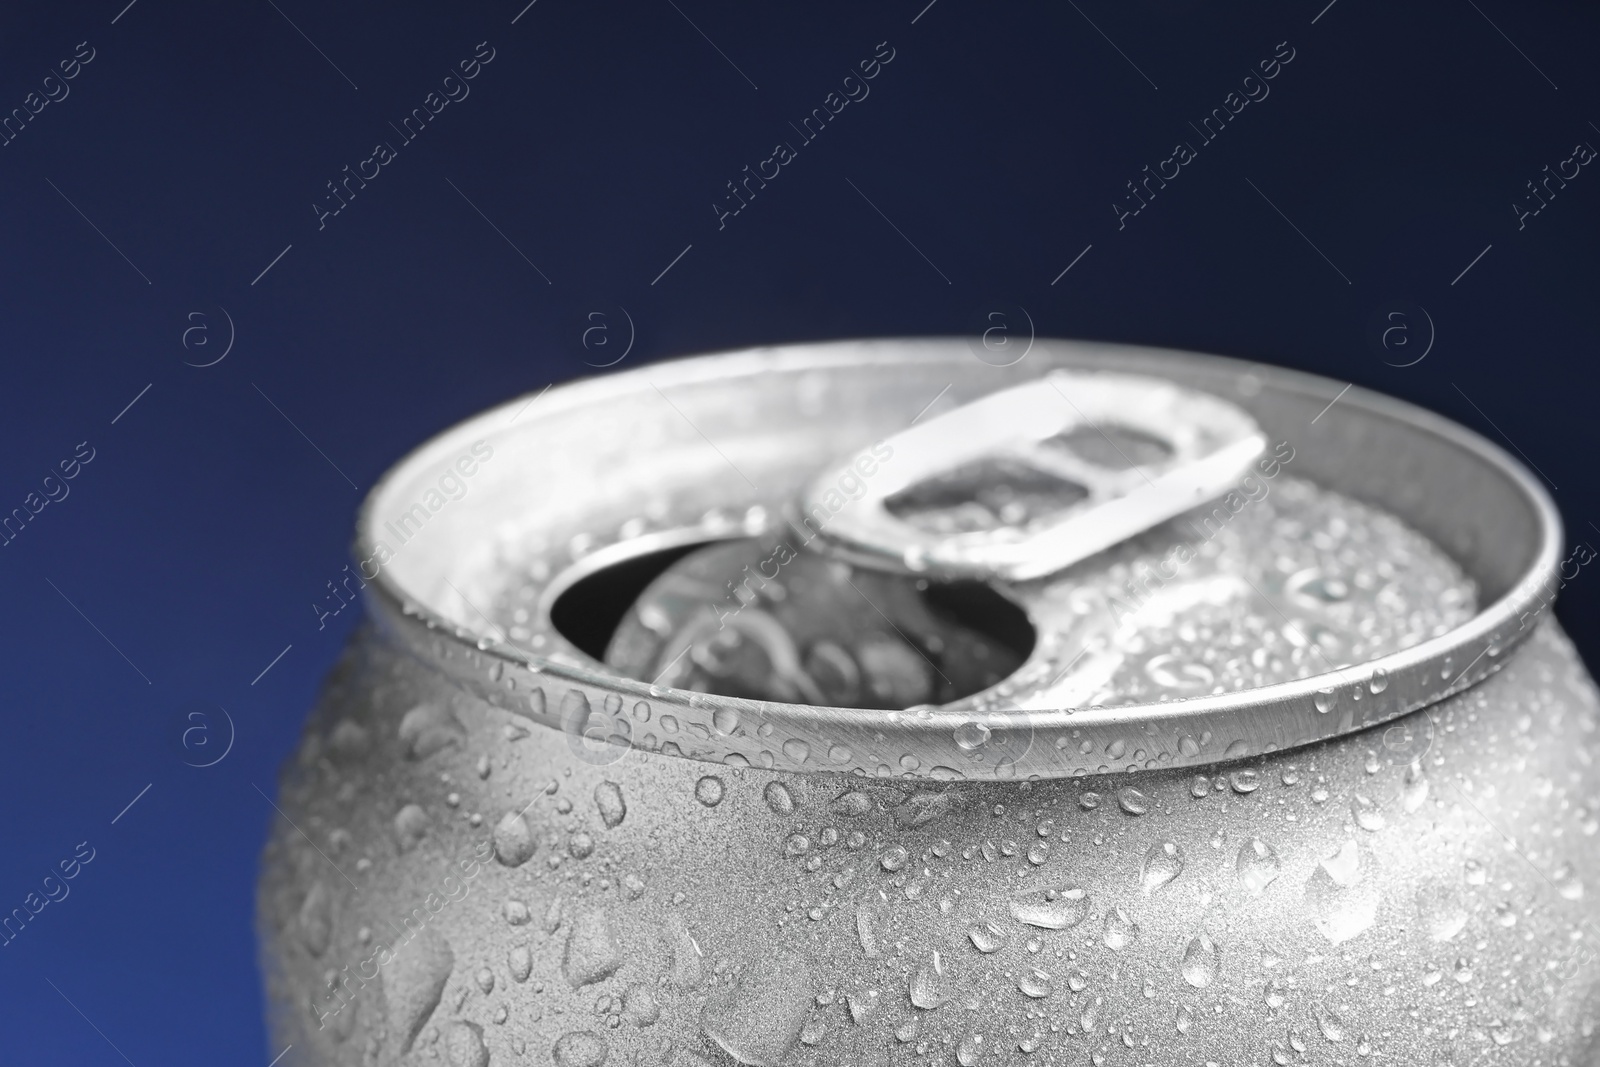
[259,339,1595,1067]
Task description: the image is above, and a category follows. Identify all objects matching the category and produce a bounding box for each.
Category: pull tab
[799,371,1267,582]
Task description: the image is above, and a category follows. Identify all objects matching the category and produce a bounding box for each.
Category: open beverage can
[259,339,1594,1067]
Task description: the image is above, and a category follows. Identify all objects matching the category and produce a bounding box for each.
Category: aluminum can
[258,339,1595,1067]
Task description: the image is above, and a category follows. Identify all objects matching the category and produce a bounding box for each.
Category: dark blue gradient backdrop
[0,1,1596,1062]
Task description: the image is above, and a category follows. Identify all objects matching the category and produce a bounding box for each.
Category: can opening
[548,540,709,661]
[559,536,1036,709]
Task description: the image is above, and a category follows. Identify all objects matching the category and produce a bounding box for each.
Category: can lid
[800,371,1267,582]
[356,340,1563,780]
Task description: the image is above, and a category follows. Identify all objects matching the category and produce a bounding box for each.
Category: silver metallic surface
[259,621,1600,1067]
[259,340,1599,1066]
[350,339,1561,779]
[802,371,1267,582]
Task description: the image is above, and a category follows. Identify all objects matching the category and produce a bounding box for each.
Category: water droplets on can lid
[593,781,626,829]
[1140,840,1184,893]
[763,781,795,815]
[908,951,949,1009]
[693,775,725,807]
[1009,885,1091,930]
[1237,838,1281,895]
[968,921,1005,954]
[1018,968,1054,998]
[1103,907,1139,951]
[1180,934,1220,988]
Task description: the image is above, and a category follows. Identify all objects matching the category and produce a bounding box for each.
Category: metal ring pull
[799,371,1268,581]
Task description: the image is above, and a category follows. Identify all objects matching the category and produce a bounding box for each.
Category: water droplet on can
[908,952,948,1009]
[1009,886,1090,929]
[1117,787,1149,815]
[1103,907,1139,950]
[444,1021,489,1067]
[552,1031,608,1067]
[1140,840,1184,893]
[1180,934,1220,987]
[1018,969,1054,998]
[968,922,1005,953]
[1351,794,1386,832]
[763,781,795,815]
[493,809,537,866]
[593,781,626,829]
[1237,838,1281,894]
[954,721,991,751]
[694,776,725,807]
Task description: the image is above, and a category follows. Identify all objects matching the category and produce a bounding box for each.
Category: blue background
[0,0,1596,1061]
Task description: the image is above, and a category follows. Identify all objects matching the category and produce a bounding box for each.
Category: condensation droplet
[1018,969,1053,998]
[1313,1001,1347,1043]
[1555,862,1585,900]
[1140,840,1184,894]
[593,781,626,829]
[954,722,991,751]
[1351,794,1386,832]
[1237,838,1281,895]
[1117,787,1149,815]
[968,922,1005,954]
[553,1030,608,1067]
[445,1021,489,1067]
[764,781,795,815]
[1010,886,1090,930]
[909,952,949,1009]
[694,776,725,807]
[493,809,536,866]
[1103,907,1139,951]
[394,803,430,852]
[1180,935,1220,988]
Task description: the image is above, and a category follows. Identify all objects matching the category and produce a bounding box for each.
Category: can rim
[355,339,1563,779]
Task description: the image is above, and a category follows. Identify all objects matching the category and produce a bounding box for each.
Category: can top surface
[355,339,1561,779]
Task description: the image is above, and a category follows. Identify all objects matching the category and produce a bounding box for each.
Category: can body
[258,341,1600,1065]
[260,619,1600,1066]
